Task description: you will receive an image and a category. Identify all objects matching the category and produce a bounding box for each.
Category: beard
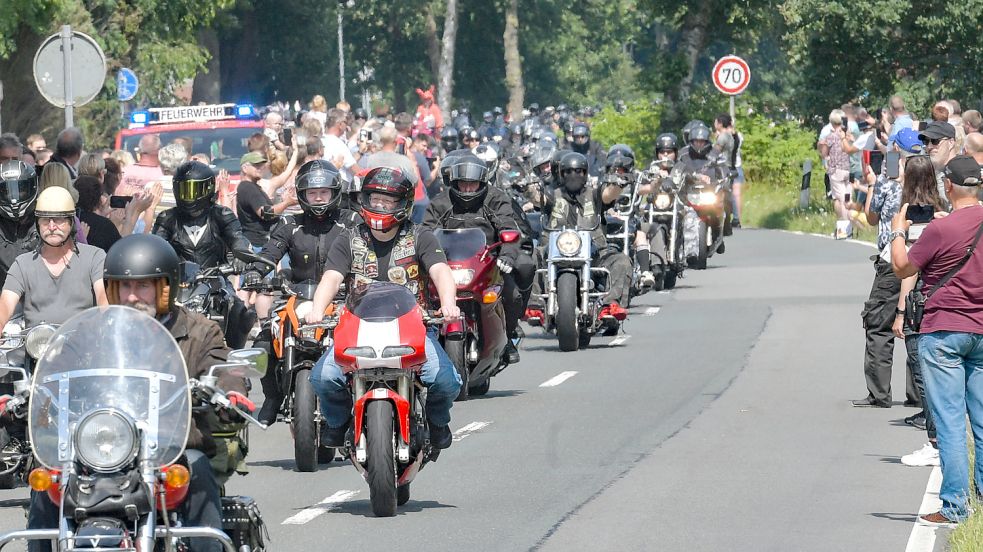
[124,300,157,318]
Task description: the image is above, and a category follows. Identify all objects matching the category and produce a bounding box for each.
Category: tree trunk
[437,0,459,118]
[677,2,711,102]
[503,0,524,119]
[192,28,221,104]
[424,3,441,82]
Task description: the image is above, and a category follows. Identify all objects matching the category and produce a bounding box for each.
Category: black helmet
[295,159,342,219]
[104,234,181,315]
[528,103,540,115]
[682,120,705,143]
[687,125,712,158]
[440,148,470,188]
[571,123,591,153]
[482,111,494,123]
[459,106,471,117]
[559,152,589,193]
[359,167,415,231]
[447,153,490,210]
[655,133,679,153]
[172,161,215,218]
[606,144,635,173]
[440,127,460,152]
[353,107,369,121]
[459,126,479,144]
[0,160,39,220]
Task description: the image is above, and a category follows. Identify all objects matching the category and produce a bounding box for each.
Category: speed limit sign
[712,56,751,96]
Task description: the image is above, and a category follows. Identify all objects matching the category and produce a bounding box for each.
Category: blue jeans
[919,331,983,521]
[310,329,462,428]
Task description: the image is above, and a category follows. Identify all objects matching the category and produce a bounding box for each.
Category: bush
[740,114,820,188]
[590,101,664,163]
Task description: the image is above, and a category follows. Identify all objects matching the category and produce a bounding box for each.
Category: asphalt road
[0,229,936,551]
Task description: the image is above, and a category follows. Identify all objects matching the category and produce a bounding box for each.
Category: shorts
[828,168,851,203]
[733,167,746,185]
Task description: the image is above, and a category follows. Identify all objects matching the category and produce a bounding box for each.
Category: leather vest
[548,185,606,250]
[348,223,428,306]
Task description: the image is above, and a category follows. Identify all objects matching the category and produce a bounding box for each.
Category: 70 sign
[712,56,751,96]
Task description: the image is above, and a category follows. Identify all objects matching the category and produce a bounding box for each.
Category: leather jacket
[246,212,349,283]
[0,218,38,284]
[422,186,521,261]
[152,205,253,269]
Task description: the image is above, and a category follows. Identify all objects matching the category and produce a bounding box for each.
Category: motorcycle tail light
[28,468,57,492]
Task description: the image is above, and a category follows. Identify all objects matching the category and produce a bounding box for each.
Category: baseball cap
[942,155,982,186]
[918,121,956,141]
[893,128,925,156]
[240,151,267,166]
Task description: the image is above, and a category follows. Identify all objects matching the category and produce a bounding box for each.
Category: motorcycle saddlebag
[221,495,268,551]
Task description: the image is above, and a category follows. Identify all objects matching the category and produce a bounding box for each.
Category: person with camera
[889,154,983,526]
[819,110,854,239]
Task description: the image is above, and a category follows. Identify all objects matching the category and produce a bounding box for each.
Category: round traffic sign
[712,56,751,96]
[117,68,139,102]
[33,30,107,108]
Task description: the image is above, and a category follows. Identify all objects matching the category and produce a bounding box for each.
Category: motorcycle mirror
[211,348,268,379]
[0,364,25,380]
[233,249,277,270]
[499,230,521,243]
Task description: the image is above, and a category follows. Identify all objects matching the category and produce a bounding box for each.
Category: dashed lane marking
[644,307,660,316]
[453,421,492,442]
[608,335,631,346]
[282,490,360,525]
[539,371,578,388]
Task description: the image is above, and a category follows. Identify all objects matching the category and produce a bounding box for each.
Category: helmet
[440,127,460,152]
[172,161,216,218]
[606,144,635,173]
[687,125,712,158]
[559,152,589,193]
[528,103,540,115]
[295,159,342,219]
[440,148,470,188]
[359,167,414,231]
[482,111,494,123]
[459,107,471,117]
[571,123,591,153]
[509,122,522,137]
[35,186,77,246]
[447,153,490,210]
[493,106,504,117]
[682,120,705,143]
[104,234,181,315]
[473,143,500,176]
[353,107,369,120]
[557,103,569,114]
[458,126,479,144]
[655,133,679,153]
[0,160,39,220]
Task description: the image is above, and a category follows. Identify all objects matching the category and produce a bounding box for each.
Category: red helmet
[359,167,414,231]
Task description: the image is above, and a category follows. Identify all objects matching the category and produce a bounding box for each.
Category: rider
[422,153,533,364]
[103,234,253,552]
[439,127,460,156]
[241,159,350,424]
[674,124,729,265]
[644,133,681,277]
[564,123,605,178]
[526,152,633,323]
[152,160,255,347]
[603,144,657,288]
[303,167,463,450]
[0,161,40,283]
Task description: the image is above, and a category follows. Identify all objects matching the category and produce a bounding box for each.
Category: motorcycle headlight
[26,324,57,359]
[697,191,718,205]
[74,409,138,473]
[451,269,475,286]
[556,231,582,257]
[655,194,672,210]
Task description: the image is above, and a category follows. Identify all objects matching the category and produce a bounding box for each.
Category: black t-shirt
[79,210,122,252]
[323,226,447,281]
[235,180,274,246]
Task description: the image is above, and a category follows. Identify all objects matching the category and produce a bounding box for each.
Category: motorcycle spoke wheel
[366,400,398,517]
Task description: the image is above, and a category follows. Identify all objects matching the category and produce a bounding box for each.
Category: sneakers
[599,302,628,321]
[904,412,927,431]
[920,511,957,526]
[524,308,544,326]
[902,443,940,467]
[640,271,656,288]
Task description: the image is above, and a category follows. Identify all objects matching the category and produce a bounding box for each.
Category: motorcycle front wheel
[445,338,469,402]
[695,221,709,270]
[366,400,398,517]
[556,272,579,352]
[292,368,321,472]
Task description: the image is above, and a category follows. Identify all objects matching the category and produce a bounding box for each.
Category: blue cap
[893,127,925,156]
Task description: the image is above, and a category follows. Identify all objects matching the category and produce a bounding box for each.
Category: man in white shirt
[320,108,359,184]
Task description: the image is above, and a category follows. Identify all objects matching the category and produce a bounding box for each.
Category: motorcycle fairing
[353,388,411,446]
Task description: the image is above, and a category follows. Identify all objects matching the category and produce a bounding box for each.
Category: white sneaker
[902,443,940,467]
[640,271,656,287]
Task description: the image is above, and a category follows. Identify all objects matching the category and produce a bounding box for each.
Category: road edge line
[904,466,943,552]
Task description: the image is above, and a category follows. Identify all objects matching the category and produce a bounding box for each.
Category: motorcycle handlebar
[191,380,268,430]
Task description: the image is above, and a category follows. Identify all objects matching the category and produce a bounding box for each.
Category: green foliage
[739,114,819,187]
[589,101,664,162]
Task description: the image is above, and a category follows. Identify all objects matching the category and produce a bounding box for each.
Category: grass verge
[950,436,982,552]
[741,181,877,244]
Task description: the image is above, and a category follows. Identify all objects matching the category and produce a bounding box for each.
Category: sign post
[712,55,751,122]
[33,26,106,129]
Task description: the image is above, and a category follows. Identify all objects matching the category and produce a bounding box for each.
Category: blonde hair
[77,153,106,178]
[39,162,79,202]
[269,150,289,176]
[311,95,327,113]
[110,149,135,168]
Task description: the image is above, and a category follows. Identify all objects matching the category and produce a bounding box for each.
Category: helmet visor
[0,178,37,206]
[449,161,488,183]
[175,178,214,203]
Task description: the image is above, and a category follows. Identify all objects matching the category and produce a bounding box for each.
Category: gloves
[242,270,263,287]
[227,391,256,413]
[497,258,514,274]
[231,256,248,274]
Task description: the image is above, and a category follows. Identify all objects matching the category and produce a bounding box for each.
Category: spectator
[120,134,163,193]
[413,85,443,137]
[363,126,421,187]
[48,127,84,180]
[945,99,965,143]
[247,132,270,154]
[395,112,432,219]
[309,94,328,126]
[920,121,957,207]
[263,111,288,151]
[103,158,123,196]
[335,100,351,113]
[714,113,745,227]
[322,108,358,184]
[235,152,297,252]
[818,109,854,238]
[888,95,914,143]
[961,110,982,136]
[34,148,52,167]
[75,175,122,251]
[965,133,983,165]
[109,149,135,169]
[77,153,106,183]
[0,134,20,163]
[854,128,923,408]
[25,134,46,153]
[890,154,983,526]
[21,148,36,167]
[153,142,190,216]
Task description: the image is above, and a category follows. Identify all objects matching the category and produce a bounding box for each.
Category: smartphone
[844,194,851,204]
[885,151,901,179]
[109,195,133,209]
[282,127,293,145]
[906,204,935,224]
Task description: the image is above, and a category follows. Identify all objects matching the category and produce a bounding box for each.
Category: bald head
[139,134,161,156]
[55,127,84,162]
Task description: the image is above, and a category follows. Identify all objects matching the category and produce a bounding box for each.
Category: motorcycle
[535,221,609,352]
[603,173,647,302]
[679,163,730,270]
[176,251,275,348]
[242,278,337,472]
[321,282,445,517]
[0,321,59,489]
[433,227,519,401]
[0,306,270,551]
[646,163,686,290]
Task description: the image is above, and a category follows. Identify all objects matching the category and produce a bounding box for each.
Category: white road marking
[453,421,492,442]
[539,371,578,388]
[904,467,943,552]
[644,307,660,316]
[608,335,631,346]
[657,290,672,294]
[282,490,360,525]
[778,229,878,249]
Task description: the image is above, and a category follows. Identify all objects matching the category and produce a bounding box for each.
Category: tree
[437,0,460,116]
[503,0,524,118]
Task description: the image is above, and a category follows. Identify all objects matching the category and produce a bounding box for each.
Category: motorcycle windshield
[28,306,191,469]
[434,228,486,261]
[347,282,419,323]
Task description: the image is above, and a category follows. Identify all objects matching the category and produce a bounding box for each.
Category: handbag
[905,218,983,332]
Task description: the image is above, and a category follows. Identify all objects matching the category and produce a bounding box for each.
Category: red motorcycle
[327,282,443,517]
[432,227,520,400]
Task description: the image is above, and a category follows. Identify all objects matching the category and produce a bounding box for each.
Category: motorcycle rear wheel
[470,378,491,396]
[445,338,469,402]
[292,369,319,472]
[556,272,580,352]
[366,401,398,517]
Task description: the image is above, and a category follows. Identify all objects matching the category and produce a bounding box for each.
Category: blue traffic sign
[117,68,138,102]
